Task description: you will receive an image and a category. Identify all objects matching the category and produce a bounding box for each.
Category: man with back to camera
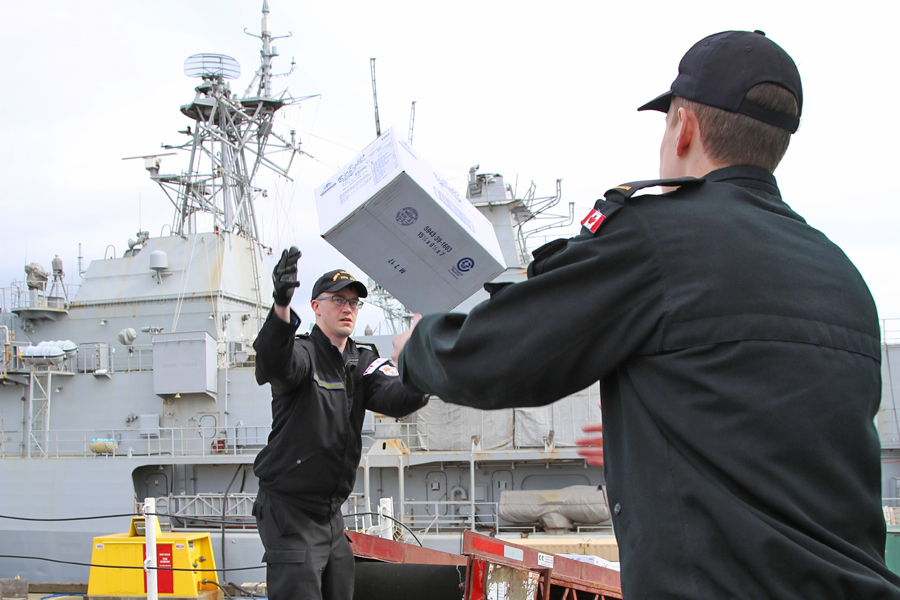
[392,31,900,598]
[252,249,428,600]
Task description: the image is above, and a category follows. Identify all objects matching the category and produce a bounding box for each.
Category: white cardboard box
[558,554,621,571]
[315,128,506,314]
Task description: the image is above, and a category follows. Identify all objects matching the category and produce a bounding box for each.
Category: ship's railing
[74,343,155,374]
[879,408,900,448]
[884,319,900,345]
[0,339,32,376]
[880,339,900,446]
[112,344,154,372]
[0,281,80,311]
[0,424,271,458]
[162,492,605,539]
[161,492,503,536]
[0,284,21,312]
[402,500,500,534]
[72,344,168,374]
[161,493,257,529]
[370,420,429,451]
[884,498,900,512]
[344,493,370,531]
[0,341,153,376]
[0,419,435,458]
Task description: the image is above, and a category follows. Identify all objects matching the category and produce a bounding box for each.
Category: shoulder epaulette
[579,176,705,235]
[295,332,310,339]
[604,176,705,201]
[355,341,380,357]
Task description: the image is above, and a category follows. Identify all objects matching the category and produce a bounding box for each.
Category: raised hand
[272,246,302,307]
[575,404,603,467]
[392,313,422,364]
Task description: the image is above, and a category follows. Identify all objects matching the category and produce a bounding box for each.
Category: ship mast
[147,1,301,243]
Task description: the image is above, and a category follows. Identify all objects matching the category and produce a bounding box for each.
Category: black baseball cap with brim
[310,269,368,301]
[638,30,802,133]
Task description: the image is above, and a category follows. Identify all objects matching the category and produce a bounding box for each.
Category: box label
[386,258,408,275]
[416,225,453,257]
[395,207,419,226]
[371,137,399,185]
[538,553,555,568]
[338,155,372,205]
[448,257,476,279]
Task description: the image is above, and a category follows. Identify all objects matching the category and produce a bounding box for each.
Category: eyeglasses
[316,295,364,310]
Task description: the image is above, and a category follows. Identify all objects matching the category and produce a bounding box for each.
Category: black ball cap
[310,269,368,301]
[638,30,802,133]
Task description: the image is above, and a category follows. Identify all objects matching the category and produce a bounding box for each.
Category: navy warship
[0,3,613,587]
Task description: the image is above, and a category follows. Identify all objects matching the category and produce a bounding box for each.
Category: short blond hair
[673,83,799,172]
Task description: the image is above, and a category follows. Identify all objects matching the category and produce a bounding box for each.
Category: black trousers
[254,489,354,600]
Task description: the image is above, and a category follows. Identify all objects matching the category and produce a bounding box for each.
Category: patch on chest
[313,372,345,390]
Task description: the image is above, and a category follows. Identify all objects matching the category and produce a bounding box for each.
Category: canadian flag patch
[364,358,391,376]
[581,209,606,233]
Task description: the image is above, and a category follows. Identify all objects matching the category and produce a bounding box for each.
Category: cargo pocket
[268,500,289,536]
[262,549,306,564]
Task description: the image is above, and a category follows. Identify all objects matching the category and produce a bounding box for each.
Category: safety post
[143,497,159,600]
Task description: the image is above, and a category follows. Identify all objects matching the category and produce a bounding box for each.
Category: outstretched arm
[364,357,429,418]
[253,308,310,392]
[397,207,665,410]
[254,246,308,391]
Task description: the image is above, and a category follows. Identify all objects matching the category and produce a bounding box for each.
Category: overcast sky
[1,1,898,334]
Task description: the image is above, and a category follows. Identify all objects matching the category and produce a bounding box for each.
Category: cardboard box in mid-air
[314,128,506,314]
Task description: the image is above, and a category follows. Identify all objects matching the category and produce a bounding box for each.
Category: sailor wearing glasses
[252,248,428,600]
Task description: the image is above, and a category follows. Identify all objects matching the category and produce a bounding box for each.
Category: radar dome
[149,251,168,272]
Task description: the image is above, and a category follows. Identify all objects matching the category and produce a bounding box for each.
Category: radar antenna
[183,54,241,80]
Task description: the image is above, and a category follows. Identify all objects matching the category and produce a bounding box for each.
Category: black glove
[272,246,302,307]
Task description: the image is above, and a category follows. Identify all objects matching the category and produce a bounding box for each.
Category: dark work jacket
[254,309,427,515]
[399,166,900,599]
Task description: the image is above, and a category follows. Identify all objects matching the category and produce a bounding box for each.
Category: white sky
[1,1,898,333]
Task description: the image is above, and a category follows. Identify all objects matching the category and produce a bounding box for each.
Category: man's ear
[675,106,696,157]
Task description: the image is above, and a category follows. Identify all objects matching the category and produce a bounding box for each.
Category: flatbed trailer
[348,530,622,600]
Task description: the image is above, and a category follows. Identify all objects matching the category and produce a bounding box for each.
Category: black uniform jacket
[254,309,427,515]
[399,166,900,599]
